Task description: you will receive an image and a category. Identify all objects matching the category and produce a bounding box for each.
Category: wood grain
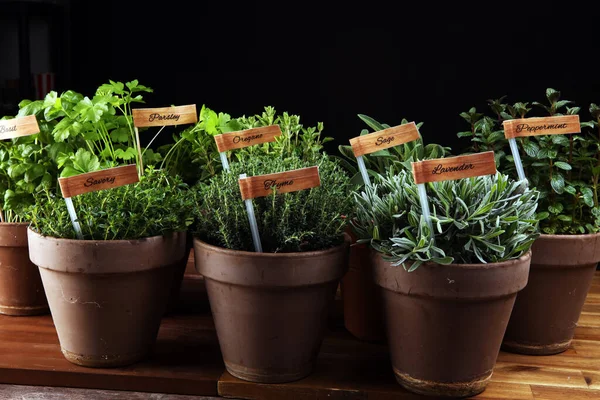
[214,125,281,152]
[349,122,420,157]
[238,166,320,200]
[132,105,197,127]
[503,115,580,139]
[412,151,496,184]
[531,385,600,399]
[0,115,39,140]
[58,165,139,198]
[0,257,223,396]
[0,384,220,399]
[0,256,597,399]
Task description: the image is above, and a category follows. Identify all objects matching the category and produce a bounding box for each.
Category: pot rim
[538,232,600,240]
[372,249,532,270]
[0,222,30,228]
[193,236,349,258]
[27,226,186,245]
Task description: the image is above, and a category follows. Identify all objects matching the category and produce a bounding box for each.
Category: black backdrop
[11,2,600,153]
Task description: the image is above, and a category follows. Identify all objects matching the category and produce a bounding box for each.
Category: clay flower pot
[371,250,531,398]
[503,233,600,355]
[340,242,385,341]
[27,228,186,368]
[194,238,349,383]
[0,223,48,316]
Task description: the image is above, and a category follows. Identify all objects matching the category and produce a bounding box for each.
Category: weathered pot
[194,238,349,383]
[340,242,385,341]
[372,250,531,398]
[28,228,186,368]
[503,233,600,355]
[0,223,48,316]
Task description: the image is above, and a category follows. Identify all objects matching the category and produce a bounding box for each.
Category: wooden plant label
[239,166,321,200]
[132,104,198,127]
[349,122,420,157]
[0,115,40,140]
[503,115,580,139]
[412,151,496,184]
[215,125,282,152]
[59,165,140,198]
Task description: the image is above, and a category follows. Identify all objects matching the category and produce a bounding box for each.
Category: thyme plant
[352,171,540,270]
[193,153,353,253]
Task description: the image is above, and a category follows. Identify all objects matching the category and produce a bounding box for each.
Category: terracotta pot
[0,223,48,316]
[372,250,531,398]
[194,238,349,383]
[27,228,186,368]
[503,233,600,355]
[340,242,385,341]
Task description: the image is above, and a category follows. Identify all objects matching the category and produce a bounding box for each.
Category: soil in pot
[503,233,600,355]
[340,242,385,342]
[372,250,531,398]
[0,223,49,316]
[27,228,186,368]
[194,238,349,384]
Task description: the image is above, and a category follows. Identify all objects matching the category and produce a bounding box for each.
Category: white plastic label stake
[239,173,263,253]
[416,183,435,244]
[64,197,83,239]
[349,122,421,187]
[356,156,371,187]
[502,115,581,185]
[220,152,230,172]
[508,138,527,183]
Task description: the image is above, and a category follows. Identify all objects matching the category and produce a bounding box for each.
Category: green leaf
[582,187,594,207]
[110,127,130,143]
[357,114,386,132]
[53,118,82,142]
[60,166,81,178]
[550,174,565,194]
[554,161,571,170]
[72,148,100,173]
[114,147,138,161]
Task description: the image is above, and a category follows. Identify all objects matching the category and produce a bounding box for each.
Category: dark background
[2,1,599,154]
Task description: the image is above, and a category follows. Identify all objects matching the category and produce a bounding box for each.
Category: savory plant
[160,106,333,185]
[336,114,451,185]
[457,88,600,234]
[351,170,540,270]
[193,153,354,253]
[26,167,194,240]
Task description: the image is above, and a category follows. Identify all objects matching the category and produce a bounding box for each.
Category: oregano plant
[160,106,333,186]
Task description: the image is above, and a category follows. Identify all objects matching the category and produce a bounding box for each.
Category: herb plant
[336,114,451,185]
[352,170,540,270]
[26,167,193,240]
[193,153,353,253]
[457,88,600,234]
[161,106,333,185]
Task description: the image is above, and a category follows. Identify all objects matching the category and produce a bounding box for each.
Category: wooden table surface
[0,257,598,399]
